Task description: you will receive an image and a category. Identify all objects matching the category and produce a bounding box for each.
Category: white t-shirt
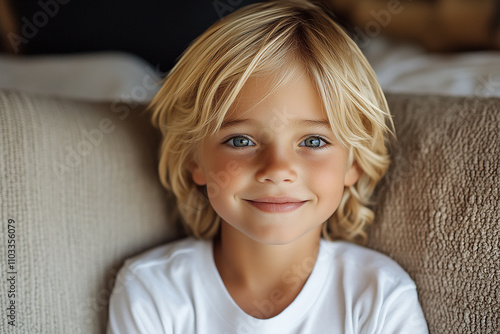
[107,237,428,334]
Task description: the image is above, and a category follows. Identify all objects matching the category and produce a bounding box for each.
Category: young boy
[107,1,428,333]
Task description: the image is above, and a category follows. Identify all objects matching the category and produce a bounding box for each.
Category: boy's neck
[213,222,322,319]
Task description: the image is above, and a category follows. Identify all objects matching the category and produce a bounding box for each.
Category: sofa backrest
[0,90,498,333]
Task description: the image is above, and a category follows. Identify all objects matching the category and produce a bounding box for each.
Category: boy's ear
[187,158,207,186]
[344,161,362,187]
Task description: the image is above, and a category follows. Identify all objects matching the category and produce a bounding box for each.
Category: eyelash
[223,135,331,151]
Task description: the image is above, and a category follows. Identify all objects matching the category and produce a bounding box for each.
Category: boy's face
[189,68,360,245]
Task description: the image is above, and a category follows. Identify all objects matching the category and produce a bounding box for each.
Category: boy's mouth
[244,198,307,213]
[247,196,306,204]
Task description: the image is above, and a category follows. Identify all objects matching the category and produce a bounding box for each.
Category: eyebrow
[220,118,331,130]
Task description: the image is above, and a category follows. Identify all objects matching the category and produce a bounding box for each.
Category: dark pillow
[10,0,261,70]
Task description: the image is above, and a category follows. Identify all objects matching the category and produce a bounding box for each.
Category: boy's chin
[240,225,322,247]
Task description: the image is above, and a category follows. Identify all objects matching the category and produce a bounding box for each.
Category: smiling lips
[245,197,307,213]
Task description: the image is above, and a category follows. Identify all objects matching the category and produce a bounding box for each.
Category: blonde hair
[149,0,395,245]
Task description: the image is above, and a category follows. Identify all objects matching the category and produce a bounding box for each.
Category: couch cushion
[0,90,181,334]
[367,94,499,334]
[1,90,498,334]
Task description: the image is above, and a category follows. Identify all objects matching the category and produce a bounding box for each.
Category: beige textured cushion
[367,94,499,334]
[0,90,180,334]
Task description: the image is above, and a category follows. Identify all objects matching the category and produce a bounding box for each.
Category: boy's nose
[255,145,298,184]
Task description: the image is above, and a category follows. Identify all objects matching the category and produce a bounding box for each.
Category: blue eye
[225,136,255,148]
[300,136,330,150]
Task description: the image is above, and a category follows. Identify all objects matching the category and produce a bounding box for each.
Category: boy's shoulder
[121,237,207,274]
[320,239,415,285]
